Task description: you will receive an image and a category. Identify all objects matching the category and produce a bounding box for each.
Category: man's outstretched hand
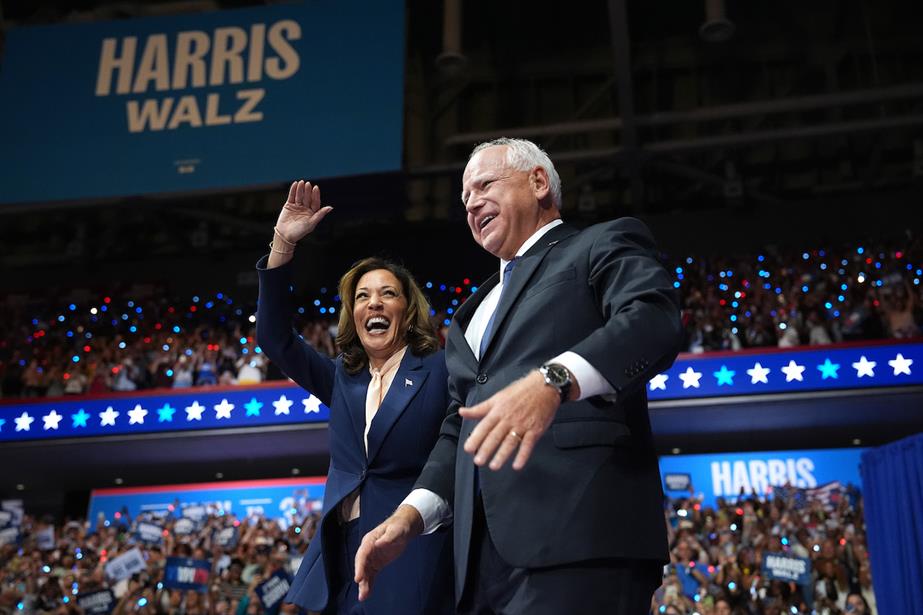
[354,504,424,601]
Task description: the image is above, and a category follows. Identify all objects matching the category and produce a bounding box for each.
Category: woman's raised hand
[275,180,333,244]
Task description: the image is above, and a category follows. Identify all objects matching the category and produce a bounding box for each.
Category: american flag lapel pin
[405,378,413,387]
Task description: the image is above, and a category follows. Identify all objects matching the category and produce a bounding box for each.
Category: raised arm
[256,180,336,405]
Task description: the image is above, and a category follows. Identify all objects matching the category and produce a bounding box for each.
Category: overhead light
[699,0,735,43]
[435,0,468,73]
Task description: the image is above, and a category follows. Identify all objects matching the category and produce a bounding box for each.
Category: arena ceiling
[3,0,922,210]
[1,0,922,281]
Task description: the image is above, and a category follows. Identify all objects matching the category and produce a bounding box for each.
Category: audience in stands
[1,240,920,399]
[654,483,874,614]
[0,485,873,614]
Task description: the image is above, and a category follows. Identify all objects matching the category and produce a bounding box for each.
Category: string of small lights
[1,241,919,397]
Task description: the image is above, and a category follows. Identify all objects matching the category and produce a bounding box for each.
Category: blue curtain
[860,432,923,615]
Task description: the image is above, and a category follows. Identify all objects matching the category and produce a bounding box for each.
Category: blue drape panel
[860,431,923,615]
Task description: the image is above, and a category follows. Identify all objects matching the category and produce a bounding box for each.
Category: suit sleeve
[255,255,336,406]
[412,340,463,507]
[568,218,683,396]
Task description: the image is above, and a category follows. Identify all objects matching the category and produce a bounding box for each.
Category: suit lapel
[449,272,499,367]
[366,352,429,464]
[479,223,579,363]
[341,368,371,451]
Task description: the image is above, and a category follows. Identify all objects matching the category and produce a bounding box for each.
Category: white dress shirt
[403,220,616,533]
[340,346,407,522]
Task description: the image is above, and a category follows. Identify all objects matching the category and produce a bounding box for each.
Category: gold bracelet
[269,240,295,255]
[273,226,297,247]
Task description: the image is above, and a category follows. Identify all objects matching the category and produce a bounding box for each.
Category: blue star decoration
[817,358,840,379]
[714,365,736,386]
[71,409,90,428]
[157,403,176,422]
[245,398,263,417]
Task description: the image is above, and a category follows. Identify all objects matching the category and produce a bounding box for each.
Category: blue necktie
[474,258,518,496]
[478,258,518,359]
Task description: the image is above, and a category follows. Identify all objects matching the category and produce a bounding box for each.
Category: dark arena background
[1,1,922,613]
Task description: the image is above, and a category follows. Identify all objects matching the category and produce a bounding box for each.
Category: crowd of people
[1,239,920,400]
[656,484,875,615]
[678,239,921,352]
[0,503,322,615]
[0,485,874,615]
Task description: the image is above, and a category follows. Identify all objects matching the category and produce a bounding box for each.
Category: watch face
[544,364,569,386]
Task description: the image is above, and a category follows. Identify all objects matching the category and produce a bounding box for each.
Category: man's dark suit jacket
[414,219,683,601]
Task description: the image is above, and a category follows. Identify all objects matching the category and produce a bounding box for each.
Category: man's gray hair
[470,138,563,209]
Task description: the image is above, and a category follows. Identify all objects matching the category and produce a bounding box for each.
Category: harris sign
[0,0,404,204]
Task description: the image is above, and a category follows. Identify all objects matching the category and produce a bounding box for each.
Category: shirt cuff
[402,489,452,534]
[550,351,616,400]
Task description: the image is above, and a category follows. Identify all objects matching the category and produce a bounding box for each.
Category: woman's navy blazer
[255,256,453,614]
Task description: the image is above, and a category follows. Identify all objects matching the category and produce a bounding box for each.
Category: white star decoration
[185,401,205,421]
[679,367,702,389]
[273,395,293,415]
[7,349,908,443]
[852,356,876,378]
[747,362,771,384]
[99,406,119,426]
[42,410,63,430]
[128,404,148,425]
[781,360,805,382]
[15,412,34,432]
[302,396,322,414]
[648,374,669,391]
[888,353,913,376]
[214,399,234,419]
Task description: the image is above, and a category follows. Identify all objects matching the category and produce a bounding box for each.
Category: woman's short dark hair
[336,257,440,374]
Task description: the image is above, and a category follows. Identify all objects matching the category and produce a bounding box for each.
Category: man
[355,138,682,613]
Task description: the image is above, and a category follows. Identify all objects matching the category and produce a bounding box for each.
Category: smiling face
[461,145,559,260]
[352,269,408,368]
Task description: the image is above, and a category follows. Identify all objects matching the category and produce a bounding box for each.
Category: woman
[256,181,452,615]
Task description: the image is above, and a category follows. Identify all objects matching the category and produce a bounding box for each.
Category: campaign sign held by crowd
[256,570,291,611]
[214,526,237,548]
[77,589,117,615]
[663,473,692,492]
[35,525,55,550]
[163,557,211,593]
[1,501,23,526]
[0,527,19,547]
[136,522,165,544]
[762,552,812,586]
[173,518,197,535]
[0,511,13,528]
[182,505,207,522]
[105,547,147,581]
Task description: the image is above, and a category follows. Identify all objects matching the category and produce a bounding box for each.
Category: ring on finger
[508,430,522,442]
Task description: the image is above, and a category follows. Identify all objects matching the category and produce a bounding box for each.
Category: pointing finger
[463,404,497,456]
[459,400,490,419]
